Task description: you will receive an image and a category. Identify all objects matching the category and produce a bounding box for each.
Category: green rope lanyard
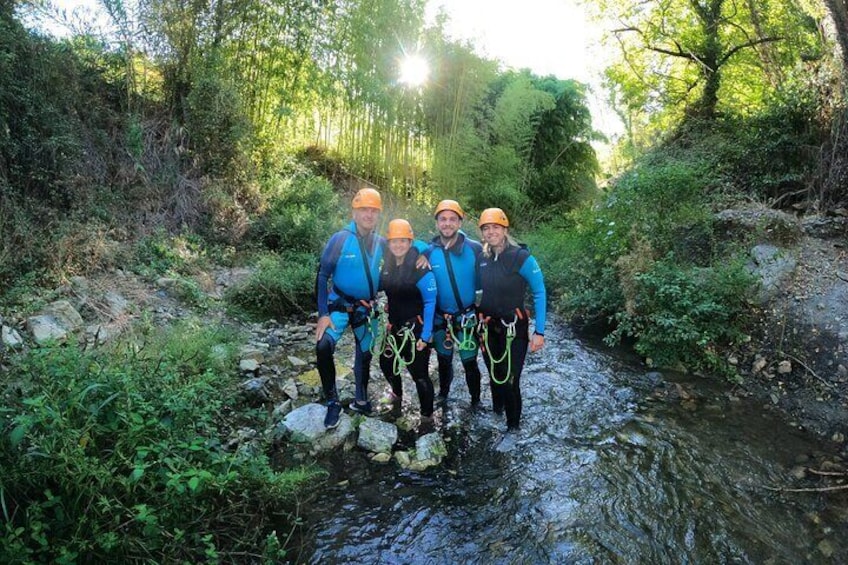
[368,306,388,357]
[479,316,517,385]
[383,322,418,376]
[447,312,478,352]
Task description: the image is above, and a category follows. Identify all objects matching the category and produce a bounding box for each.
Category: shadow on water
[291,319,848,564]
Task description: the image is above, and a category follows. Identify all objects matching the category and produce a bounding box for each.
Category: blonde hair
[482,233,519,258]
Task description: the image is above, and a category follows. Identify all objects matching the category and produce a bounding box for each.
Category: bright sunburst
[398,54,430,87]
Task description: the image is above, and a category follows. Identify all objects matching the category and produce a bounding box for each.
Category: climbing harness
[444,310,477,352]
[478,310,521,385]
[383,318,420,376]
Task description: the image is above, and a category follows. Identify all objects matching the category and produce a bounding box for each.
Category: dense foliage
[1,321,317,562]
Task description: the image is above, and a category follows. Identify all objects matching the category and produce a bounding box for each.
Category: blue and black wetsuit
[315,221,384,405]
[477,243,546,430]
[427,232,484,403]
[378,248,437,417]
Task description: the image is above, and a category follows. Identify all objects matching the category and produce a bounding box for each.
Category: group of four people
[314,187,546,436]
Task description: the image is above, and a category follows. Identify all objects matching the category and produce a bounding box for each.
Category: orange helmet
[386,219,414,240]
[434,199,464,219]
[478,207,509,228]
[352,187,382,210]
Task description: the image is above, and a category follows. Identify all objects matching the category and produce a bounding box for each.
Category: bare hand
[415,254,431,270]
[316,315,335,342]
[416,339,429,351]
[530,333,545,353]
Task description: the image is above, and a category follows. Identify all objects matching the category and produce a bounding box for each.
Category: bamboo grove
[24,0,598,216]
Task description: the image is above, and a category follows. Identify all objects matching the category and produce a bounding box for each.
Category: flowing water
[293,320,848,563]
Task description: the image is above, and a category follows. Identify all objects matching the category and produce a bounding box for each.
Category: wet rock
[357,417,398,454]
[276,403,354,452]
[371,452,392,464]
[788,466,807,480]
[818,539,835,559]
[413,432,447,467]
[645,371,663,386]
[394,450,411,467]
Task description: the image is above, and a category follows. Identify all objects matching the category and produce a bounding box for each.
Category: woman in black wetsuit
[476,208,547,434]
[378,219,438,422]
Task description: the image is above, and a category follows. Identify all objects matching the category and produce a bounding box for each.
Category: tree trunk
[824,0,848,70]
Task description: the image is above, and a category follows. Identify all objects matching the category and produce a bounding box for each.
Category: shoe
[495,429,519,452]
[324,401,342,429]
[418,415,436,435]
[378,391,401,406]
[470,400,484,413]
[349,400,373,415]
[437,394,448,405]
[493,406,504,416]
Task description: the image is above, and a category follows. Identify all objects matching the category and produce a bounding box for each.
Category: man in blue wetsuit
[315,187,385,428]
[426,200,486,408]
[476,208,546,433]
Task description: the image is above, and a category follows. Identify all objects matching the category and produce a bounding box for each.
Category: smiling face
[352,206,380,233]
[436,210,462,240]
[388,237,412,259]
[480,223,507,249]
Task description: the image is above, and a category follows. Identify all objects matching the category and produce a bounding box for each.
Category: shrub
[0,321,317,562]
[251,174,340,254]
[132,229,209,277]
[605,255,755,379]
[225,251,316,320]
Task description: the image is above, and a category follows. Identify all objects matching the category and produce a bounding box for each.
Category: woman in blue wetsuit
[378,219,438,422]
[476,208,546,433]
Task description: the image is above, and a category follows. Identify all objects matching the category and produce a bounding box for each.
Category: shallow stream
[294,320,847,563]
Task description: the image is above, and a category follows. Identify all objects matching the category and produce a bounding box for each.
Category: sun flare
[398,54,430,87]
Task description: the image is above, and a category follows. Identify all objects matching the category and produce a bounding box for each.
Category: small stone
[777,360,792,374]
[789,466,807,480]
[288,355,308,367]
[239,358,260,372]
[1,326,24,348]
[371,452,392,464]
[752,356,767,373]
[831,432,845,443]
[818,539,835,559]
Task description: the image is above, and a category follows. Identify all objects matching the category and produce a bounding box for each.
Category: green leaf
[9,425,27,447]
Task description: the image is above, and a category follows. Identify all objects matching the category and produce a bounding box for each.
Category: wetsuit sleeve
[316,232,346,317]
[416,270,438,342]
[519,255,546,335]
[422,240,435,258]
[413,239,429,254]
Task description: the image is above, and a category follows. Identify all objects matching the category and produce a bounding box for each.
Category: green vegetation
[1,321,318,562]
